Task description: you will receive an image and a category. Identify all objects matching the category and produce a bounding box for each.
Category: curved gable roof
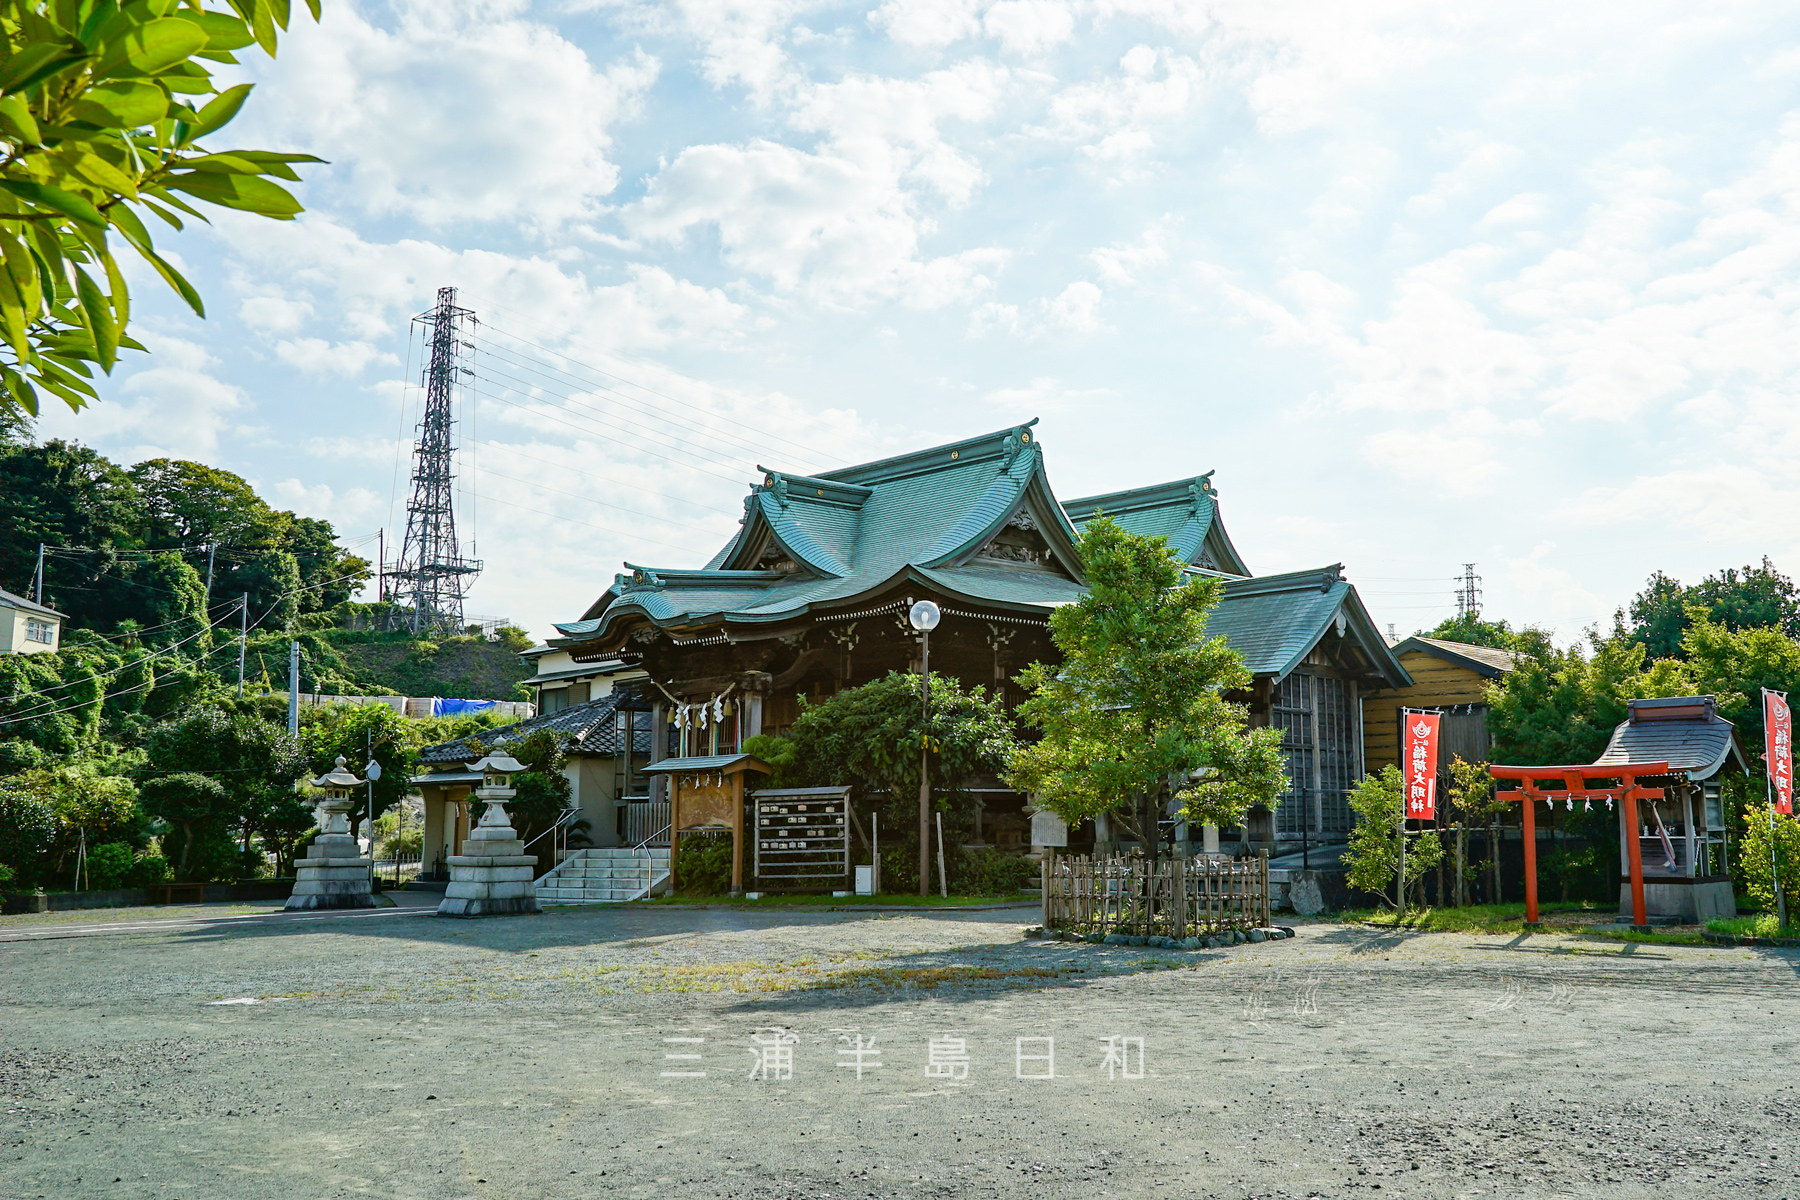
[1063,474,1249,576]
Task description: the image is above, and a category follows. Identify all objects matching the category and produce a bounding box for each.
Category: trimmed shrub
[84,842,135,890]
[955,846,1039,896]
[128,853,170,888]
[0,784,55,888]
[673,832,733,896]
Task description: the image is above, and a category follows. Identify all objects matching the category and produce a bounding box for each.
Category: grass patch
[1338,902,1603,934]
[1581,928,1706,946]
[648,891,1035,908]
[1706,914,1800,939]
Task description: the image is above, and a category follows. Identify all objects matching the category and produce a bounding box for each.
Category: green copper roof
[550,423,1407,688]
[1063,472,1249,575]
[1203,565,1409,687]
[556,420,1087,641]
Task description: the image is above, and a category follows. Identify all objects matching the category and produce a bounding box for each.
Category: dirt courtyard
[1,899,1796,1200]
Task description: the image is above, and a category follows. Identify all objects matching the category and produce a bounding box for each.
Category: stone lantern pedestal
[286,756,375,911]
[438,754,539,918]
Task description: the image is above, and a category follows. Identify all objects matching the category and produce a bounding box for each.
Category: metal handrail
[522,807,582,853]
[633,824,671,854]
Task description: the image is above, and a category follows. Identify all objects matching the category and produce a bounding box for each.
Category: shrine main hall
[415,419,1409,867]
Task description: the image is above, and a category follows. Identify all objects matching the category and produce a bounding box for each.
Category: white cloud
[249,0,658,231]
[34,334,247,463]
[624,60,1013,305]
[274,338,395,376]
[239,296,315,334]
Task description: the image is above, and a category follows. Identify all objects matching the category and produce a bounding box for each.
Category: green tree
[1737,805,1800,919]
[1487,625,1695,766]
[0,0,322,423]
[1424,613,1556,659]
[1681,612,1800,764]
[1006,515,1284,841]
[141,704,302,874]
[0,771,55,884]
[135,770,222,877]
[1343,765,1444,909]
[0,437,139,605]
[1627,559,1800,659]
[304,701,410,843]
[779,670,1018,893]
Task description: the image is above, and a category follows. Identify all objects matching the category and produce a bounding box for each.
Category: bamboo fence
[1041,852,1271,937]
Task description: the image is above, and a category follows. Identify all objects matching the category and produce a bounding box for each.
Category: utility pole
[204,542,215,613]
[288,640,300,736]
[387,287,482,635]
[237,593,248,697]
[376,528,385,605]
[32,543,43,604]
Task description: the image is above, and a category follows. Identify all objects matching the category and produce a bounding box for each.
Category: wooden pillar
[1521,794,1539,926]
[1623,790,1648,928]
[730,774,744,894]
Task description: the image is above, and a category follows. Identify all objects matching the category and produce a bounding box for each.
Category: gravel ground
[2,899,1797,1200]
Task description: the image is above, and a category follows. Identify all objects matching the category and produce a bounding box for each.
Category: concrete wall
[572,755,621,847]
[1,606,60,655]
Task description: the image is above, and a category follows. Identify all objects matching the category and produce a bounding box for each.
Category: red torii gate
[1487,760,1668,930]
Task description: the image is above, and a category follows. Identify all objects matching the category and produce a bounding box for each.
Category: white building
[0,587,63,655]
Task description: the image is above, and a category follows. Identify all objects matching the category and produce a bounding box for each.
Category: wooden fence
[1042,852,1271,936]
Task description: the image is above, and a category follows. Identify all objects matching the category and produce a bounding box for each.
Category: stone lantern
[285,755,376,910]
[437,753,539,917]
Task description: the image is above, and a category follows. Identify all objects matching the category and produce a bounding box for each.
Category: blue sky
[32,0,1800,644]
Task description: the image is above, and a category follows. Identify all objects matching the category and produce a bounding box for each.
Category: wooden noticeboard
[753,787,852,892]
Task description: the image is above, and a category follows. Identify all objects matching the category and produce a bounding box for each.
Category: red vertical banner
[1765,688,1792,815]
[1403,711,1441,821]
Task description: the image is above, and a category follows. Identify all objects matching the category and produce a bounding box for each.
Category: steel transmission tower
[1455,563,1483,619]
[387,287,481,635]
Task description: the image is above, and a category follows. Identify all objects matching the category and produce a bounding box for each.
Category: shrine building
[412,420,1408,875]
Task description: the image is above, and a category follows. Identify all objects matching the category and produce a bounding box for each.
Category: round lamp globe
[908,600,941,632]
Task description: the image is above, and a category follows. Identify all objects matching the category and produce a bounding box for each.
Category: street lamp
[909,599,940,898]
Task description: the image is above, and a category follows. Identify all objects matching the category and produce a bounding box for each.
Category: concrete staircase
[534,847,670,904]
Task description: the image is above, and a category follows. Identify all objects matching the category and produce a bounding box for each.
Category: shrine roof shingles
[550,422,1407,689]
[414,687,650,765]
[555,421,1085,641]
[1063,474,1249,576]
[1593,696,1746,780]
[1202,565,1410,688]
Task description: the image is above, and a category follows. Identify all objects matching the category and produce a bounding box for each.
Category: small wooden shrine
[644,753,770,896]
[1491,694,1745,928]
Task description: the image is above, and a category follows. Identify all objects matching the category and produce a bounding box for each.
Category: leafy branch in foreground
[0,0,322,419]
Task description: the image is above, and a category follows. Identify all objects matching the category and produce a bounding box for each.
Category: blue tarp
[432,698,498,717]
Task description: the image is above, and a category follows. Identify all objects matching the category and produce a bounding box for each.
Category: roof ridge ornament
[623,563,664,590]
[1001,418,1040,468]
[1188,471,1217,517]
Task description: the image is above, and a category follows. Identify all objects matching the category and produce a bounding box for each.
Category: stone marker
[437,754,539,918]
[286,756,375,910]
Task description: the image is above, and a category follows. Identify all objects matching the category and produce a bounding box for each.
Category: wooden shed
[1362,637,1524,772]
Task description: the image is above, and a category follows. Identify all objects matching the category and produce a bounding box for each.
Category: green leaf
[186,83,252,140]
[192,11,255,51]
[142,186,208,222]
[137,197,185,230]
[101,248,129,330]
[249,0,277,57]
[136,243,203,316]
[0,179,105,227]
[96,19,208,80]
[70,81,170,128]
[106,201,157,255]
[0,44,89,94]
[71,152,140,198]
[0,95,42,145]
[2,367,43,418]
[163,170,300,217]
[0,231,41,320]
[74,266,118,371]
[175,151,262,174]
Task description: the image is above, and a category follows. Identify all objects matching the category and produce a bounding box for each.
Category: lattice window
[1272,673,1356,836]
[1273,673,1313,835]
